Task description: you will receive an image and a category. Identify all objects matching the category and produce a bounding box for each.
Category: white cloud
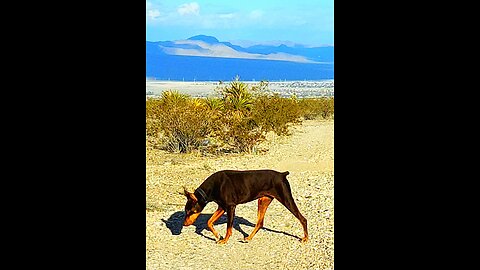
[148,9,161,20]
[177,2,200,16]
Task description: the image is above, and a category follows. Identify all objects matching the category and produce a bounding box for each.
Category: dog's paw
[243,236,252,242]
[239,237,250,243]
[216,238,228,244]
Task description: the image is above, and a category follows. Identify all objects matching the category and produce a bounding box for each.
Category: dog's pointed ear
[179,186,197,201]
[189,192,198,202]
[184,187,198,201]
[177,186,188,196]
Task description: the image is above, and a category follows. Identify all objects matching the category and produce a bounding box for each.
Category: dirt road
[146,119,334,269]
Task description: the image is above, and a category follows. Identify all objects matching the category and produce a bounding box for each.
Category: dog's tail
[280,171,292,194]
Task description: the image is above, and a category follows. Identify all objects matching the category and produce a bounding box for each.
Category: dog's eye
[186,209,197,215]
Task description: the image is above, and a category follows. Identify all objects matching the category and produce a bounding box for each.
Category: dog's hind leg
[244,196,273,242]
[275,180,309,242]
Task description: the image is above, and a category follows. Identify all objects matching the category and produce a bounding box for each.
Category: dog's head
[181,187,204,226]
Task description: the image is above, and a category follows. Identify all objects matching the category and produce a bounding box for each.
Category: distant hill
[146,35,334,81]
[187,35,220,43]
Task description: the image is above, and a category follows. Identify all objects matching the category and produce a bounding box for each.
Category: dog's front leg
[216,205,236,244]
[207,206,225,241]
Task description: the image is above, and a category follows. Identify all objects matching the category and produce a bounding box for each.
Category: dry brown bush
[298,97,334,120]
[146,91,215,153]
[252,94,301,136]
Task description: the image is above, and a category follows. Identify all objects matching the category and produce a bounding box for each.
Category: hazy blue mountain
[187,35,220,43]
[146,35,334,81]
[186,35,251,52]
[183,35,334,62]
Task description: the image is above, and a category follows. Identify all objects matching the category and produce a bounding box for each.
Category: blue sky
[146,0,334,47]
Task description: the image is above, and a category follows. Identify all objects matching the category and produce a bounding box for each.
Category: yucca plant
[191,98,206,109]
[160,90,189,106]
[217,76,254,112]
[204,97,224,111]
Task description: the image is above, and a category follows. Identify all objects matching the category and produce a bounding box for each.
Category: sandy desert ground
[146,119,334,269]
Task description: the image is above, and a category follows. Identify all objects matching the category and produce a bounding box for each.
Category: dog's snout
[183,212,200,226]
[183,219,193,226]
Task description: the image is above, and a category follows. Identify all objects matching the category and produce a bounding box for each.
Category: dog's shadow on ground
[161,211,301,242]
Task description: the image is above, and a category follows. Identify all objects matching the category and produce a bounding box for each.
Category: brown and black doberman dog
[181,170,308,244]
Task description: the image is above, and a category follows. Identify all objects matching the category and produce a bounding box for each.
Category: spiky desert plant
[219,76,254,112]
[160,90,189,106]
[204,97,224,111]
[191,98,206,109]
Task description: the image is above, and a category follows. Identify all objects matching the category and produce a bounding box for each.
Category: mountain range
[146,35,334,81]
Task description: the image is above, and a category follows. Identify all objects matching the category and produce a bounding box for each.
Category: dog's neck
[194,187,209,207]
[195,175,220,208]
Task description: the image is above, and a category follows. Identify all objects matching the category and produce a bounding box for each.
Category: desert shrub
[146,91,215,153]
[211,78,263,152]
[146,79,333,154]
[214,110,264,153]
[146,91,190,141]
[252,94,301,135]
[146,98,164,149]
[298,97,334,120]
[320,97,335,119]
